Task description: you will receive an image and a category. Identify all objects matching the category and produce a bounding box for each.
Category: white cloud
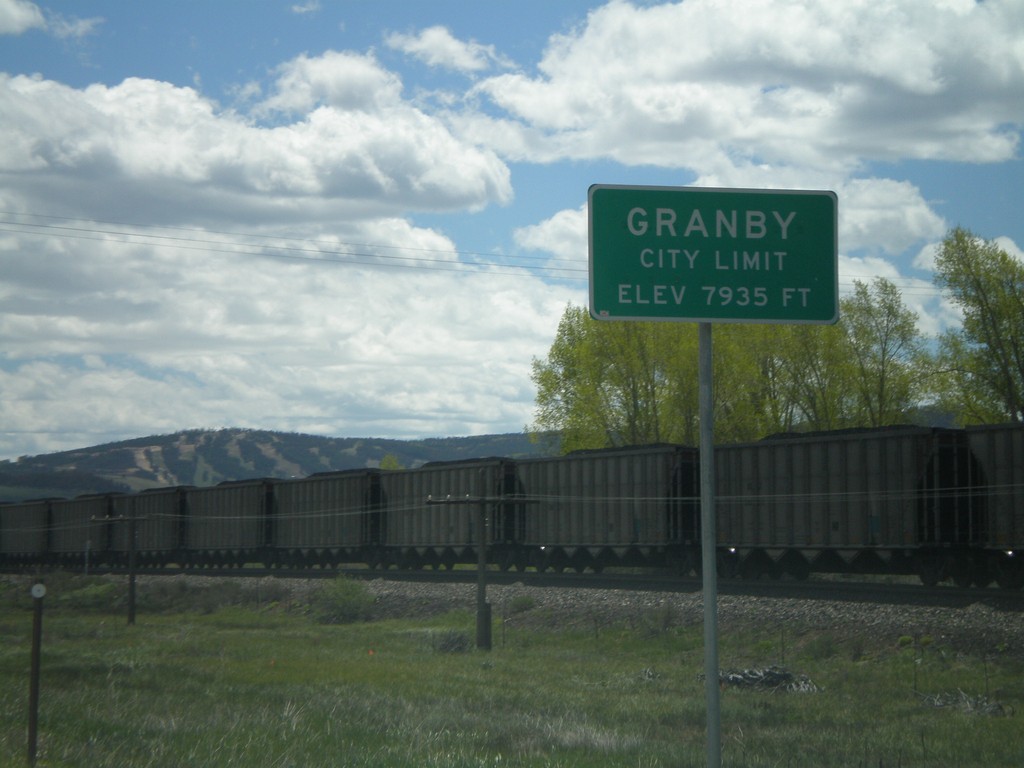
[0,220,574,458]
[290,1,320,14]
[0,0,100,38]
[456,0,1022,346]
[514,205,587,265]
[0,45,534,458]
[912,242,942,273]
[385,25,513,74]
[996,236,1024,262]
[1,0,1022,459]
[463,0,1024,171]
[257,50,404,115]
[0,54,513,225]
[47,11,101,39]
[836,178,947,257]
[0,0,43,34]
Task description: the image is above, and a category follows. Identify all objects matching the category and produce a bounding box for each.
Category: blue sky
[1,0,1022,460]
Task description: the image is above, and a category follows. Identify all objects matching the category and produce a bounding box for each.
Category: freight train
[2,424,1022,590]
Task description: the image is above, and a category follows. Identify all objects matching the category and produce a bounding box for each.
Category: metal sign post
[698,323,720,768]
[588,183,838,768]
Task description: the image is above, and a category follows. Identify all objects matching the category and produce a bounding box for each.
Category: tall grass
[1,574,1021,767]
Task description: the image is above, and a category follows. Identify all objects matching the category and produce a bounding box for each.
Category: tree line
[531,227,1024,452]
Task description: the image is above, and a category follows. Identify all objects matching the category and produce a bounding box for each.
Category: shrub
[309,576,375,624]
[138,578,248,614]
[638,604,677,637]
[57,581,120,611]
[431,629,472,654]
[802,633,839,661]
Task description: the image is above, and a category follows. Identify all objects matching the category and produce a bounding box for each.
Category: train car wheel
[497,551,514,572]
[716,550,740,579]
[365,549,384,570]
[915,553,944,587]
[992,552,1024,590]
[740,551,771,580]
[783,553,811,581]
[952,569,973,588]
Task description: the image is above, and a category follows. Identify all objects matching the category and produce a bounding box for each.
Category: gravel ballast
[361,578,1024,658]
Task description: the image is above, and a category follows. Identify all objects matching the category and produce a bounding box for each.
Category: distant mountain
[0,428,560,502]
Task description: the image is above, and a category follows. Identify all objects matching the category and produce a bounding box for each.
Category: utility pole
[427,483,494,650]
[98,512,143,625]
[128,510,138,625]
[426,469,537,651]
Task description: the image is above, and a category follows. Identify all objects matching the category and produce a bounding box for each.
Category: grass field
[1,574,1021,767]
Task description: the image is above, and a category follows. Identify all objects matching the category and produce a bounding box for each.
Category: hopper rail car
[2,425,1023,590]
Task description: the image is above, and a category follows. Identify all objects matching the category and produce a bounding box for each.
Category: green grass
[1,575,1022,767]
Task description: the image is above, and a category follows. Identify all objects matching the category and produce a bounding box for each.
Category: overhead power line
[0,210,948,297]
[0,211,587,281]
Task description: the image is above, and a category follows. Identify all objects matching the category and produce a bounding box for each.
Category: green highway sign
[588,185,838,324]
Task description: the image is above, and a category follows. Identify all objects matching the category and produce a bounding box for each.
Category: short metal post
[28,583,46,767]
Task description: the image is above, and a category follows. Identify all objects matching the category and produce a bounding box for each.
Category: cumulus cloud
[0,216,574,457]
[456,0,1021,344]
[0,0,100,38]
[0,53,513,225]
[514,205,587,266]
[257,50,404,115]
[0,44,531,458]
[0,0,43,34]
[836,178,947,256]
[1,0,1022,459]
[463,0,1023,172]
[385,25,513,73]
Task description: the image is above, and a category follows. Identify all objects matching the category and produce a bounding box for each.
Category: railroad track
[345,568,1024,610]
[11,564,1021,611]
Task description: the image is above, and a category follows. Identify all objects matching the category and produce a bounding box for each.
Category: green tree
[841,277,925,426]
[531,279,929,451]
[775,323,854,430]
[530,304,614,452]
[933,227,1024,423]
[379,454,404,470]
[531,305,696,450]
[709,324,796,441]
[529,306,796,450]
